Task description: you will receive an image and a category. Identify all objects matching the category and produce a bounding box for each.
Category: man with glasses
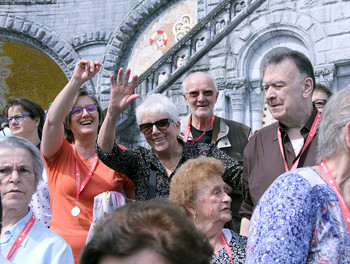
[312,83,333,113]
[240,49,320,236]
[180,72,251,232]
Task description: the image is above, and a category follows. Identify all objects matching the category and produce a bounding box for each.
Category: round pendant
[71,206,80,216]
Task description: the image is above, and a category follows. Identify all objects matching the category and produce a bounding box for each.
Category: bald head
[182,72,217,93]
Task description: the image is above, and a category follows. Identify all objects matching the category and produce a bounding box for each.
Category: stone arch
[0,13,80,78]
[97,0,181,103]
[236,10,328,80]
[70,31,112,50]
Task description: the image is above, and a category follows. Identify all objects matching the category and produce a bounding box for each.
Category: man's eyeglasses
[139,118,174,135]
[5,114,32,124]
[185,90,215,98]
[313,99,327,108]
[71,104,98,116]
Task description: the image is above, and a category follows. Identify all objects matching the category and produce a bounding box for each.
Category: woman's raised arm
[97,68,138,153]
[41,60,101,161]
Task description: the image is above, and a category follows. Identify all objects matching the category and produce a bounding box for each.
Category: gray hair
[0,136,43,184]
[135,94,179,125]
[182,72,218,93]
[317,86,350,162]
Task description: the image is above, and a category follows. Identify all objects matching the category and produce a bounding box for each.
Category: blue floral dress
[246,167,350,263]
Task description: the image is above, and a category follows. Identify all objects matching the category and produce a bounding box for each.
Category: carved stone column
[249,79,264,132]
[223,78,248,124]
[314,64,335,90]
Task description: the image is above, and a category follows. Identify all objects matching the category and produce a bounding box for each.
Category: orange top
[42,138,134,263]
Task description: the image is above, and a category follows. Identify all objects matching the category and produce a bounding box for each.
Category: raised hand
[108,68,139,113]
[72,60,102,86]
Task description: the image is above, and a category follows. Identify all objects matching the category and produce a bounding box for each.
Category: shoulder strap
[212,116,220,144]
[148,166,157,199]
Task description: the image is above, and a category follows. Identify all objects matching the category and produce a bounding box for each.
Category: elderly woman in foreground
[0,136,74,264]
[169,156,247,264]
[96,68,242,200]
[246,87,350,263]
[80,199,213,264]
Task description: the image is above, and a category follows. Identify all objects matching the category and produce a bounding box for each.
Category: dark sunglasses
[185,90,215,98]
[139,118,174,135]
[71,104,98,116]
[313,99,327,107]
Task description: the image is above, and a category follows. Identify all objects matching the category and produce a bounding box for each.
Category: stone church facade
[1,0,350,147]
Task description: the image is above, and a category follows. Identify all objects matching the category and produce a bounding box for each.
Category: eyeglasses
[139,118,174,135]
[5,114,32,124]
[0,166,35,181]
[313,99,327,108]
[71,104,98,116]
[185,90,215,98]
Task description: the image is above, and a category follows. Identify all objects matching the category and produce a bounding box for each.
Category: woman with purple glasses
[41,60,135,263]
[96,68,243,202]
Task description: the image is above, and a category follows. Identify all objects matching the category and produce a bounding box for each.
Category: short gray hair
[135,94,179,125]
[0,136,43,184]
[182,72,217,93]
[317,86,350,162]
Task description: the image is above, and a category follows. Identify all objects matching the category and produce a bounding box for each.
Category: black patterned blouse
[96,139,242,201]
[211,229,247,264]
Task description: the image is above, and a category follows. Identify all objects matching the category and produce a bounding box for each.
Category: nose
[265,87,276,101]
[197,91,206,101]
[9,169,21,183]
[81,108,90,116]
[223,192,232,203]
[151,124,160,134]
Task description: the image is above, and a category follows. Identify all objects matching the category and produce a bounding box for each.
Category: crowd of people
[0,48,349,264]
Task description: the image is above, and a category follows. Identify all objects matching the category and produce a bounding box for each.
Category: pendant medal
[71,205,80,216]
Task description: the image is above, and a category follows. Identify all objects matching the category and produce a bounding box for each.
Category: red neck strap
[7,213,35,260]
[278,112,321,172]
[72,143,98,202]
[318,161,350,236]
[183,114,215,142]
[220,233,233,264]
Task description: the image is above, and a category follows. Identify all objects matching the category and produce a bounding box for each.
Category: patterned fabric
[211,229,247,264]
[96,139,243,201]
[29,168,51,227]
[246,167,350,263]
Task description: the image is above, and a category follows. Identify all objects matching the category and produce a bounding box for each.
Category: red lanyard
[319,161,350,236]
[72,143,98,210]
[278,112,321,172]
[7,213,35,260]
[220,233,233,264]
[183,114,215,142]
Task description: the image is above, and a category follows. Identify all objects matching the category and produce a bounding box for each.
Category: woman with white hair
[246,86,350,263]
[96,68,243,201]
[0,136,73,264]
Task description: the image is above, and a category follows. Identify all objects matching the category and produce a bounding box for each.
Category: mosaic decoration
[0,40,68,111]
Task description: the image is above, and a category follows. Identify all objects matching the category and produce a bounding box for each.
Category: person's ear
[215,91,219,103]
[186,205,196,216]
[344,122,350,150]
[303,77,313,98]
[183,93,189,106]
[34,117,40,127]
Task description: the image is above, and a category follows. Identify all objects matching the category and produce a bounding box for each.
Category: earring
[193,213,196,221]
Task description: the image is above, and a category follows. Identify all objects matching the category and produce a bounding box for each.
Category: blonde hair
[169,156,224,216]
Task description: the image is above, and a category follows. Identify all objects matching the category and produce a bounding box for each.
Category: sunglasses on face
[71,104,98,117]
[185,90,215,98]
[5,114,32,124]
[139,118,174,135]
[313,99,327,107]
